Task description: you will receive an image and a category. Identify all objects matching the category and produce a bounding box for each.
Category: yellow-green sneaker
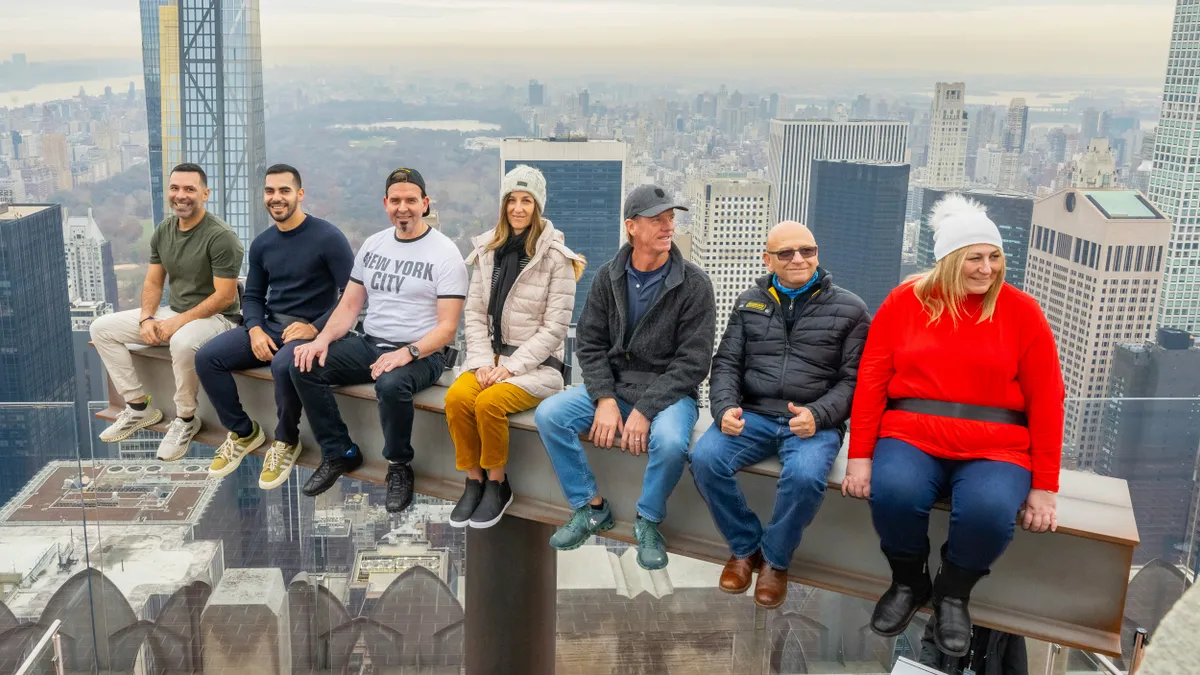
[208,422,265,478]
[259,440,301,490]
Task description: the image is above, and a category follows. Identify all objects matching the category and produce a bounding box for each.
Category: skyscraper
[40,133,71,192]
[767,119,908,226]
[1002,98,1030,154]
[807,160,910,313]
[1072,139,1117,189]
[1148,0,1200,333]
[1081,108,1101,143]
[689,176,773,340]
[1101,327,1200,565]
[528,79,544,107]
[140,0,268,259]
[999,98,1029,191]
[924,82,969,189]
[1025,189,1170,469]
[917,188,1034,290]
[140,0,170,225]
[62,208,118,309]
[0,204,77,505]
[500,138,626,321]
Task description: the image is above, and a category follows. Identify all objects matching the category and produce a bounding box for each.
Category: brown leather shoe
[719,552,762,594]
[754,563,789,609]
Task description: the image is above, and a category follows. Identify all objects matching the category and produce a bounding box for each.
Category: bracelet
[139,317,155,325]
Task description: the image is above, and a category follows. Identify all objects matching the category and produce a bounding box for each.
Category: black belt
[365,335,410,350]
[887,398,1028,427]
[497,344,569,377]
[616,370,662,386]
[741,396,793,417]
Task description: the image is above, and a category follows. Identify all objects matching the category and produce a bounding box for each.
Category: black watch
[406,344,421,360]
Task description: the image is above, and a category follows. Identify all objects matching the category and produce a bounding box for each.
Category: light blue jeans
[690,412,841,570]
[534,384,699,523]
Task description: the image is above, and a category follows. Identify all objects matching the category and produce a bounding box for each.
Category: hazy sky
[2,0,1176,81]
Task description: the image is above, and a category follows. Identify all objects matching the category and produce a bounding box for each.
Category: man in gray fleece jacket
[534,184,716,571]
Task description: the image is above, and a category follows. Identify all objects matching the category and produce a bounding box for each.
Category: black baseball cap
[385,167,430,217]
[624,184,688,221]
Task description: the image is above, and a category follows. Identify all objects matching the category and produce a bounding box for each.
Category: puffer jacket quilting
[709,270,871,432]
[462,220,585,399]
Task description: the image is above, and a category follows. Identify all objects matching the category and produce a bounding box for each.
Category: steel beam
[97,346,1138,656]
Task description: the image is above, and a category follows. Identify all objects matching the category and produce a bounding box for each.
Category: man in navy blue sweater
[196,164,354,489]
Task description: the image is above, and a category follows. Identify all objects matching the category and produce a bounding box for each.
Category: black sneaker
[449,478,485,528]
[303,446,363,497]
[385,462,415,513]
[469,479,513,529]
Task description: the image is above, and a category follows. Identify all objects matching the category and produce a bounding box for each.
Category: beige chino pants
[90,307,235,418]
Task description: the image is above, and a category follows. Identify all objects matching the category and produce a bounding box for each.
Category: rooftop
[0,523,220,620]
[0,460,222,526]
[0,203,54,221]
[1080,190,1164,220]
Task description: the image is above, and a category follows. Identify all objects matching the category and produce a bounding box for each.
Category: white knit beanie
[501,165,547,214]
[930,194,1005,261]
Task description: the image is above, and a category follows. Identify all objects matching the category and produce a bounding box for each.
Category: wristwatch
[406,344,421,360]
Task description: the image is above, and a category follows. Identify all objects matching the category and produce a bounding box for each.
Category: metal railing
[14,619,64,675]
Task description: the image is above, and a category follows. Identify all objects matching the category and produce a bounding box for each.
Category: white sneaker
[157,417,202,462]
[99,404,163,443]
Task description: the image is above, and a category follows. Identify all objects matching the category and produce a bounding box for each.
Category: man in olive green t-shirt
[91,162,245,462]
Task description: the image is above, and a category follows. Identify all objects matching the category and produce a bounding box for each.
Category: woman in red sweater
[843,194,1064,658]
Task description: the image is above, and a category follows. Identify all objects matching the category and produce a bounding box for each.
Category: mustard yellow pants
[445,371,542,471]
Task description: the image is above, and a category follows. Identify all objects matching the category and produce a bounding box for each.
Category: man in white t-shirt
[292,168,468,511]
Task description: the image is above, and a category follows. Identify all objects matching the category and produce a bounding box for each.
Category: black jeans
[195,322,306,443]
[288,333,446,462]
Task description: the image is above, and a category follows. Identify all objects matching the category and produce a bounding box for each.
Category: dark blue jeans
[690,412,841,570]
[195,323,305,443]
[869,438,1032,573]
[289,334,445,462]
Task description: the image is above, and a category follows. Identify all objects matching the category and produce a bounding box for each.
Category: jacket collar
[610,242,685,332]
[466,219,561,264]
[612,242,684,287]
[754,267,832,294]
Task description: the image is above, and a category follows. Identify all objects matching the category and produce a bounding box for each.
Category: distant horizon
[0,1,1176,81]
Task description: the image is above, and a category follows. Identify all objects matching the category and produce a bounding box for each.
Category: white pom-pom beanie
[930,194,1005,262]
[501,165,547,214]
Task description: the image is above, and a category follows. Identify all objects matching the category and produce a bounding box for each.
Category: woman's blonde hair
[488,193,545,257]
[910,245,1006,326]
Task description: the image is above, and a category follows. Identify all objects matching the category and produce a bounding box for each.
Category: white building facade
[1025,189,1171,469]
[767,119,907,226]
[924,83,970,189]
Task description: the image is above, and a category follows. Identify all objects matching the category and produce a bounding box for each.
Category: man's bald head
[767,221,816,250]
[763,220,820,288]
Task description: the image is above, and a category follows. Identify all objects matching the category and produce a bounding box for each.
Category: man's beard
[269,203,296,223]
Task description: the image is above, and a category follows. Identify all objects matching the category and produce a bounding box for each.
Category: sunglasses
[767,246,818,261]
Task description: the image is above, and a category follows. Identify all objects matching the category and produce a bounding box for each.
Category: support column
[465,516,557,675]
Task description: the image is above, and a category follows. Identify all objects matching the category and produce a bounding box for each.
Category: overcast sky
[1,0,1175,81]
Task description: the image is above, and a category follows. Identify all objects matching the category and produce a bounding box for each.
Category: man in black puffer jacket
[691,220,870,609]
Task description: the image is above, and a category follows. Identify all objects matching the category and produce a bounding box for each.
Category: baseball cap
[623,184,688,221]
[385,167,430,216]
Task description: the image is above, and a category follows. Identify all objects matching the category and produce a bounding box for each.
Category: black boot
[870,548,932,637]
[931,554,988,657]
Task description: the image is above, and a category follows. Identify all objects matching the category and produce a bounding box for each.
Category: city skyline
[1,1,1175,83]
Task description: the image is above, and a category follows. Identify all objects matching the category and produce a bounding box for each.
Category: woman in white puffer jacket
[445,164,585,529]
